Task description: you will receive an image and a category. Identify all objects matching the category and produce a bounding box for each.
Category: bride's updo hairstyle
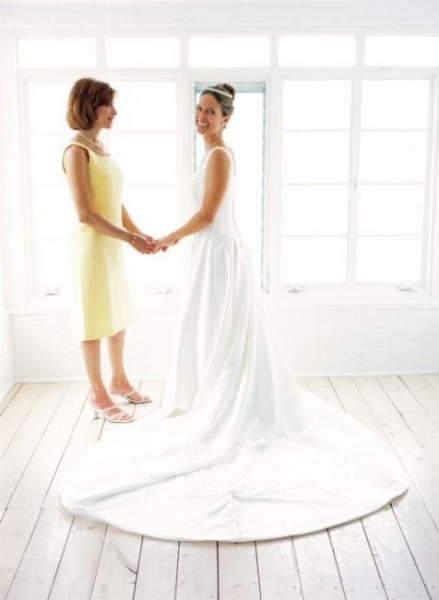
[201,83,236,117]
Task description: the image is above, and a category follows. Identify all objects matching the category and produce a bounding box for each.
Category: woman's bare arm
[154,149,231,251]
[63,145,153,253]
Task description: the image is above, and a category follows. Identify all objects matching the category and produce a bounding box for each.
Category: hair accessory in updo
[202,86,234,99]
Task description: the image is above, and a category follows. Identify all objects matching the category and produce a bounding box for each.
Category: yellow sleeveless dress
[63,141,130,341]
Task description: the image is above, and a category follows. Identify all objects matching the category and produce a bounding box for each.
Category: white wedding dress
[59,147,409,542]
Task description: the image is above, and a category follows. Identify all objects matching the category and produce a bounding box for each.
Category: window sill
[10,285,439,315]
[266,284,439,310]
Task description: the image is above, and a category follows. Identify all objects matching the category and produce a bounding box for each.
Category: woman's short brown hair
[66,78,116,130]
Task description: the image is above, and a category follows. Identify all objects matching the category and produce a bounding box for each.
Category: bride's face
[195,94,228,137]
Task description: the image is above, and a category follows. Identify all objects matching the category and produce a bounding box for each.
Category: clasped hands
[131,233,176,255]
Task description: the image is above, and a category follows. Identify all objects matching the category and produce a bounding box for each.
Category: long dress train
[59,147,409,542]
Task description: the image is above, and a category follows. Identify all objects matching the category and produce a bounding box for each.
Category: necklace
[205,138,223,151]
[77,130,107,154]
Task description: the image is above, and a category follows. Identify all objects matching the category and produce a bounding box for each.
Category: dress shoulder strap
[62,141,91,173]
[64,141,91,153]
[204,146,236,175]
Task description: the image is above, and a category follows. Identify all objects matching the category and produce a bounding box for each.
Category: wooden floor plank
[0,384,45,458]
[0,383,69,510]
[293,530,345,600]
[9,383,89,509]
[329,521,387,600]
[303,377,342,411]
[138,379,164,411]
[424,374,439,396]
[90,526,142,600]
[218,542,260,600]
[0,384,21,416]
[330,376,387,441]
[378,375,439,471]
[43,393,104,509]
[49,517,107,600]
[1,376,438,598]
[134,537,179,600]
[175,541,217,600]
[256,538,302,600]
[363,504,430,600]
[402,375,439,431]
[392,487,439,600]
[355,376,439,528]
[0,508,40,599]
[334,376,439,599]
[5,508,73,600]
[306,376,390,599]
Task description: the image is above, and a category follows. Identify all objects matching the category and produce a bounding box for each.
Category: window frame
[15,31,439,307]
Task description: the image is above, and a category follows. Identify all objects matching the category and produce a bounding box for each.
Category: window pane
[30,134,69,185]
[111,82,177,132]
[282,186,349,236]
[34,237,66,289]
[283,81,351,130]
[32,186,73,238]
[282,237,347,284]
[358,185,424,235]
[111,134,176,185]
[356,237,422,283]
[361,81,430,130]
[189,36,270,67]
[359,132,427,183]
[365,36,439,66]
[28,82,74,133]
[17,39,96,69]
[122,187,182,291]
[106,38,179,68]
[279,36,356,67]
[283,132,350,183]
[123,186,179,235]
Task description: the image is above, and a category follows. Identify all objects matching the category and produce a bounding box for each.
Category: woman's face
[195,94,228,138]
[94,101,117,130]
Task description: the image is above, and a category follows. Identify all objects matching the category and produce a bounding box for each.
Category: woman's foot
[109,381,152,404]
[90,393,133,423]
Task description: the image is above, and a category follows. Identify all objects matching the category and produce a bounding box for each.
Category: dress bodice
[192,147,238,238]
[63,141,123,226]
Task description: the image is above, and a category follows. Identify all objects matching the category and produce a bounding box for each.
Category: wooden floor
[0,375,439,600]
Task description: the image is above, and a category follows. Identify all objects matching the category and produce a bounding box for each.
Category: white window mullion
[20,78,36,297]
[425,75,439,294]
[266,37,282,292]
[347,74,362,285]
[96,36,105,70]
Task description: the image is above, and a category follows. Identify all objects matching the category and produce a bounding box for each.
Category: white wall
[0,28,17,397]
[10,298,439,381]
[0,309,13,397]
[2,1,439,385]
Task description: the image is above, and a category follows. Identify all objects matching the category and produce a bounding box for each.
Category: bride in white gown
[59,83,409,542]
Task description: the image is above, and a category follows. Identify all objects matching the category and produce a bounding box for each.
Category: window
[18,38,96,69]
[281,80,351,285]
[189,36,271,68]
[26,81,75,292]
[279,35,356,67]
[105,38,180,68]
[357,80,429,283]
[16,34,439,300]
[365,36,439,67]
[110,81,179,291]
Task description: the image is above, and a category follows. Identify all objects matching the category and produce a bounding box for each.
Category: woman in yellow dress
[63,78,154,423]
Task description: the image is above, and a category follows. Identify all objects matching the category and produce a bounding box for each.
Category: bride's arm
[155,150,231,251]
